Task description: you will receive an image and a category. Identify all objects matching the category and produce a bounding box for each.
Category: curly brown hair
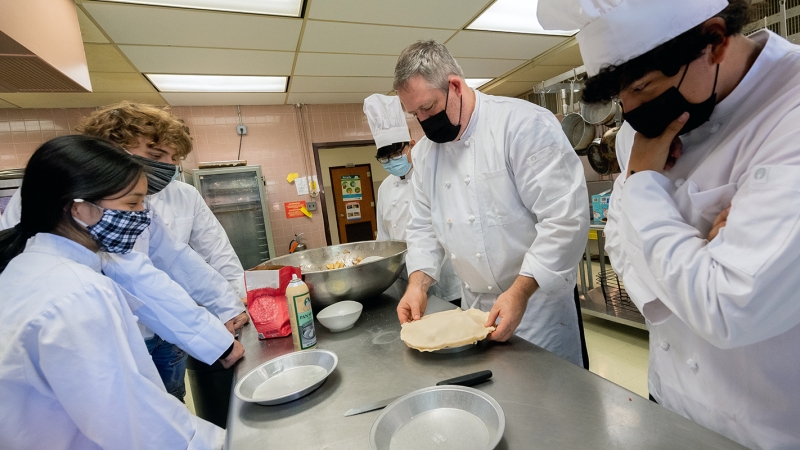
[76,101,192,160]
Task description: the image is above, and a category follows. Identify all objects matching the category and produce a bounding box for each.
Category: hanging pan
[561,113,596,155]
[581,99,619,126]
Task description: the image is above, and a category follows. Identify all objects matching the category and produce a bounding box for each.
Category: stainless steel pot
[561,112,596,152]
[258,240,407,307]
[581,99,618,126]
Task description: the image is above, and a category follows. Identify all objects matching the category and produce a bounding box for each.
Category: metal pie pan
[234,349,338,406]
[369,385,505,450]
[431,342,477,354]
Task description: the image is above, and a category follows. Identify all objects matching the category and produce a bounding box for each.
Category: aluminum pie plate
[369,385,505,450]
[431,342,477,354]
[234,349,338,406]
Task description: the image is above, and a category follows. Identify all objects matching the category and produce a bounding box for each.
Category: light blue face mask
[171,166,180,182]
[382,155,412,177]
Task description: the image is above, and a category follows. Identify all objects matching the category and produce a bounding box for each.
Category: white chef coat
[605,30,800,449]
[0,188,246,338]
[376,169,462,301]
[0,233,224,450]
[149,180,246,298]
[407,90,589,366]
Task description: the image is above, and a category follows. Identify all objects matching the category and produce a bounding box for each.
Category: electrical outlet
[306,201,317,211]
[237,125,247,135]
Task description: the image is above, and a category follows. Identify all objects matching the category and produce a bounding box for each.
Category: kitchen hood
[0,0,91,93]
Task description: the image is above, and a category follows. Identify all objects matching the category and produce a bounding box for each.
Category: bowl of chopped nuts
[256,240,407,308]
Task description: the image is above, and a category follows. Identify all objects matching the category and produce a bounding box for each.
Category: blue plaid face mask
[74,199,151,254]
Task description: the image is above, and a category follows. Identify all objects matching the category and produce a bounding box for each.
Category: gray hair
[393,40,464,93]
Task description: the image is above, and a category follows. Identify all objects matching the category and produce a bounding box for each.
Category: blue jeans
[145,335,188,402]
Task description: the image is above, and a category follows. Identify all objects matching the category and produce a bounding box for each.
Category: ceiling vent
[0,0,92,93]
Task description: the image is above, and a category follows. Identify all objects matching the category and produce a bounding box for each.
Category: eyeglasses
[376,151,405,164]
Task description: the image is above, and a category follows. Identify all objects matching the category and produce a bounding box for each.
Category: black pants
[574,285,590,370]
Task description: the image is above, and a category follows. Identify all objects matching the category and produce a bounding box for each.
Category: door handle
[340,214,344,217]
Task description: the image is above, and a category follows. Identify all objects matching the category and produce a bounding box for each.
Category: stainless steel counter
[226,281,745,449]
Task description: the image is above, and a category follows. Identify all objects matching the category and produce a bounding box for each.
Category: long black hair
[0,135,144,272]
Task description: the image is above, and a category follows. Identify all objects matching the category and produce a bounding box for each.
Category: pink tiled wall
[0,103,425,258]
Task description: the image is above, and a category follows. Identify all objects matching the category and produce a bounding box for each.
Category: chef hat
[363,94,411,150]
[537,0,729,76]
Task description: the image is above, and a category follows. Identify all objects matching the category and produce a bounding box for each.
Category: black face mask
[624,64,719,138]
[130,154,178,195]
[419,87,462,143]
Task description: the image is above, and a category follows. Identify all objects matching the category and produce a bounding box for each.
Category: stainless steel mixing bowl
[259,240,407,307]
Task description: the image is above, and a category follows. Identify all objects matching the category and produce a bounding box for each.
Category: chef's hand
[628,112,688,177]
[220,340,245,369]
[708,206,731,241]
[485,276,538,342]
[224,312,250,335]
[397,271,434,323]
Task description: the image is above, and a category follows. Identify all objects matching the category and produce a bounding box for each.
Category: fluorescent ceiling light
[468,0,577,36]
[146,74,288,92]
[466,78,493,89]
[101,0,303,17]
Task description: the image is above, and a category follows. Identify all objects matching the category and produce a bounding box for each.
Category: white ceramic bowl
[317,300,363,332]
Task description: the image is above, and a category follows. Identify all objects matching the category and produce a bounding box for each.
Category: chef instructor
[394,41,590,367]
[539,0,800,447]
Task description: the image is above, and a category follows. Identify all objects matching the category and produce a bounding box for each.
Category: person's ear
[703,17,731,65]
[409,139,416,147]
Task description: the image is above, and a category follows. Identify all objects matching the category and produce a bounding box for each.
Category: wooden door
[329,164,377,243]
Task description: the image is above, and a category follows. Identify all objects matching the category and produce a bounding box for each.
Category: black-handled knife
[344,370,493,417]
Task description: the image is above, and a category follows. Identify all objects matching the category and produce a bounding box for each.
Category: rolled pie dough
[400,308,496,352]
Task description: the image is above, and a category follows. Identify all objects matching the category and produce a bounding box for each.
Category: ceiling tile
[77,8,109,43]
[290,77,393,93]
[0,98,19,108]
[536,43,583,66]
[456,58,526,78]
[287,92,376,104]
[482,81,535,98]
[89,73,157,93]
[84,44,138,73]
[119,46,295,75]
[300,21,454,55]
[0,93,167,109]
[294,53,398,77]
[507,65,577,83]
[446,31,566,61]
[308,0,492,29]
[83,1,302,51]
[160,92,287,106]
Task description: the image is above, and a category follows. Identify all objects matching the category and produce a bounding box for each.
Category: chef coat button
[392,201,397,206]
[660,342,670,351]
[394,182,399,187]
[475,253,482,259]
[487,285,493,291]
[392,224,397,228]
[464,283,470,289]
[447,218,452,224]
[674,178,685,188]
[445,182,451,188]
[755,168,766,180]
[465,140,471,147]
[686,358,698,371]
[465,176,471,184]
[468,215,475,222]
[450,254,456,260]
[710,123,721,133]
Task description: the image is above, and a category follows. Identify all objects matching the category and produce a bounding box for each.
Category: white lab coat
[376,169,462,302]
[605,30,800,449]
[0,233,224,450]
[148,180,246,298]
[407,90,589,366]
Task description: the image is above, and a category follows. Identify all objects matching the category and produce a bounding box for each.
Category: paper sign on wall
[346,202,361,221]
[295,176,309,196]
[341,175,362,201]
[284,201,308,219]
